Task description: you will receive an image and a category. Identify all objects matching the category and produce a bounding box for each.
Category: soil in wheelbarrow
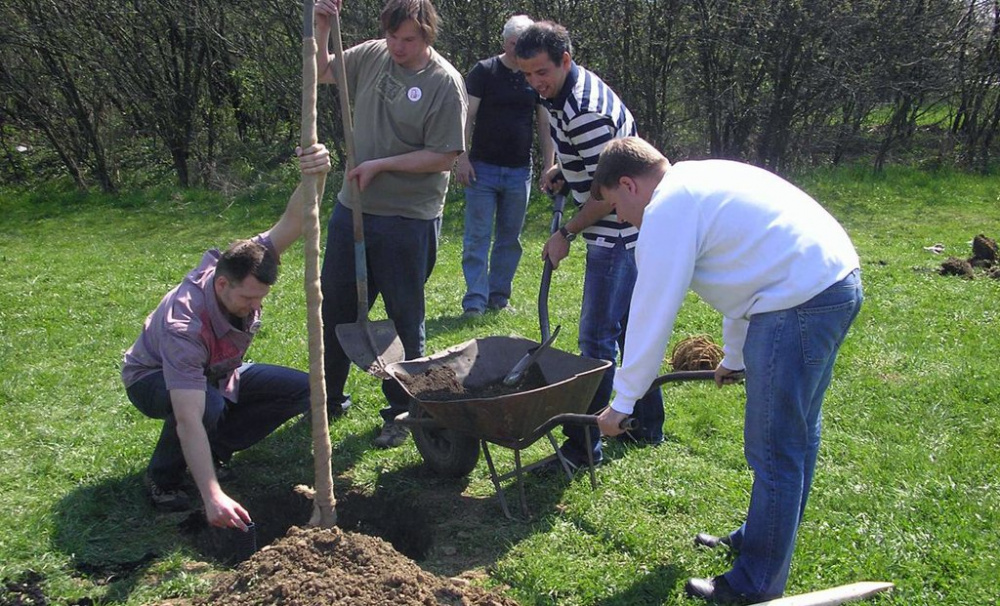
[397,364,549,401]
[202,525,519,606]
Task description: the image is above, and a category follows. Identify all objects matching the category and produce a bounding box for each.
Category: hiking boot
[145,473,193,512]
[374,422,410,448]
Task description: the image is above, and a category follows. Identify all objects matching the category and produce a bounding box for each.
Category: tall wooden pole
[301,0,337,528]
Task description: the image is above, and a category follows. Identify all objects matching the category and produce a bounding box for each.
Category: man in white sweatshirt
[593,137,863,605]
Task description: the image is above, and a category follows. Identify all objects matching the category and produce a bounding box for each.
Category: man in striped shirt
[516,22,664,468]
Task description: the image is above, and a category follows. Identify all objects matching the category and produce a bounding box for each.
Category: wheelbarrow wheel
[409,402,480,477]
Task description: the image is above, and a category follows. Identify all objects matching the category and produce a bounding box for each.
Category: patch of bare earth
[200,526,518,606]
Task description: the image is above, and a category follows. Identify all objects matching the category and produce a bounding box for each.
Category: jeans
[321,202,440,424]
[723,269,863,600]
[126,363,310,489]
[461,162,532,312]
[561,238,665,462]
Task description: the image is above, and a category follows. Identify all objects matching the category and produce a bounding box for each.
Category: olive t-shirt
[337,40,467,220]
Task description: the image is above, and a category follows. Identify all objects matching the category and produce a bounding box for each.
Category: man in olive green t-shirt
[313,0,467,448]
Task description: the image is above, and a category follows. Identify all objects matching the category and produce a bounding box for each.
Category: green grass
[1,164,999,605]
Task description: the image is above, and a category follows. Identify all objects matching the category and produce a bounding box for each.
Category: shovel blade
[335,319,405,379]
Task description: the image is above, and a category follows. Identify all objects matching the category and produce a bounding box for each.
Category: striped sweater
[543,63,639,248]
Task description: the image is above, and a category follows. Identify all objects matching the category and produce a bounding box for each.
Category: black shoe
[694,532,731,549]
[684,575,748,605]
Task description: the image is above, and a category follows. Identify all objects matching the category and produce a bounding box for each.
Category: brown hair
[380,0,439,45]
[591,137,670,201]
[216,240,279,286]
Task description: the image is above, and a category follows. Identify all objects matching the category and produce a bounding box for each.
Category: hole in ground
[177,484,435,564]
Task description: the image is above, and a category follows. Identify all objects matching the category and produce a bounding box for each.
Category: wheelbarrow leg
[514,448,530,519]
[545,431,575,480]
[583,429,597,490]
[481,440,514,520]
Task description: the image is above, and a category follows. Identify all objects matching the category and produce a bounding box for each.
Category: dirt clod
[939,256,975,278]
[971,234,997,264]
[201,526,519,606]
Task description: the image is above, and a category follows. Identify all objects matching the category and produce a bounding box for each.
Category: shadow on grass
[45,415,364,601]
[592,563,686,606]
[356,456,580,578]
[46,409,585,602]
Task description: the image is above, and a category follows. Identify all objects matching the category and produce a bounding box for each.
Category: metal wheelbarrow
[389,336,613,519]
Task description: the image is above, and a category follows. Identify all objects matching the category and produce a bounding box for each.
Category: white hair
[502,14,534,41]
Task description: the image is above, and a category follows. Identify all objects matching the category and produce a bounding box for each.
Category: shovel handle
[538,190,567,341]
[327,8,370,321]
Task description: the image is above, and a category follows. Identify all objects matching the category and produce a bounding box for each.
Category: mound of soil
[397,364,548,402]
[939,256,975,278]
[201,526,518,606]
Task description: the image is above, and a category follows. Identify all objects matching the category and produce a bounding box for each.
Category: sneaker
[374,422,410,448]
[297,396,352,426]
[145,473,193,512]
[461,309,484,320]
[487,302,515,313]
[327,396,352,418]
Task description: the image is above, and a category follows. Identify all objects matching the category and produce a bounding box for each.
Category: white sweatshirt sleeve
[610,186,698,415]
[721,316,747,370]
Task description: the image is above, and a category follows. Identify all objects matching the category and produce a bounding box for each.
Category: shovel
[503,324,561,387]
[328,9,404,379]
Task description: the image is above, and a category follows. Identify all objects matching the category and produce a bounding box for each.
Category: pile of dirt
[201,526,518,606]
[397,364,548,401]
[670,334,723,371]
[939,234,999,279]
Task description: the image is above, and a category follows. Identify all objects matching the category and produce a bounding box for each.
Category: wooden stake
[747,582,894,606]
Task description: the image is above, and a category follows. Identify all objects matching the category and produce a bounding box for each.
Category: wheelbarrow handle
[545,413,637,432]
[644,369,744,394]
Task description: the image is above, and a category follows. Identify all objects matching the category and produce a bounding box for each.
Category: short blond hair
[591,137,669,201]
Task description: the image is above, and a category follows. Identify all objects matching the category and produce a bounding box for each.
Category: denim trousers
[321,202,440,424]
[126,363,310,489]
[461,161,532,312]
[561,239,665,461]
[723,269,863,600]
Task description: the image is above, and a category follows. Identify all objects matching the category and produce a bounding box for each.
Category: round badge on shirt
[407,87,422,102]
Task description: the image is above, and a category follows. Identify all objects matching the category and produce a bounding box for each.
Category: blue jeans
[561,239,665,462]
[126,363,310,489]
[321,202,440,424]
[723,269,863,600]
[461,161,532,312]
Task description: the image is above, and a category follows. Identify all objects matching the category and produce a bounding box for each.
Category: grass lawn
[1,165,998,605]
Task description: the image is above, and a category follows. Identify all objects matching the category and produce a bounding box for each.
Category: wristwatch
[558,225,577,242]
